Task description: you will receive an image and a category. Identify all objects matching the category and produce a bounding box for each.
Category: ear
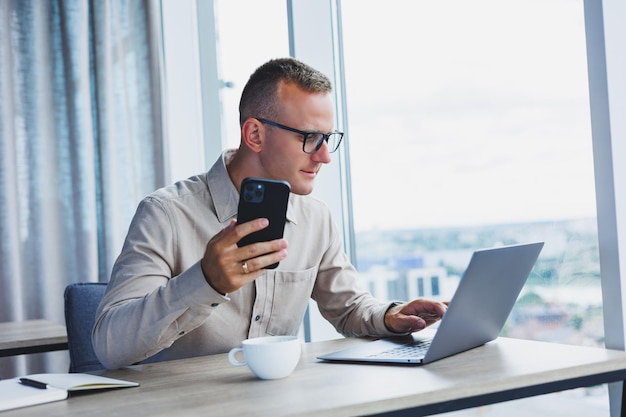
[241,118,264,153]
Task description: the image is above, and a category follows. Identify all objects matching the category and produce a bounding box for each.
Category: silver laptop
[318,241,544,365]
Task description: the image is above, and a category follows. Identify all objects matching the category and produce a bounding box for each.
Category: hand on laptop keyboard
[384,299,448,334]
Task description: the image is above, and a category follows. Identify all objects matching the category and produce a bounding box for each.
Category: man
[93,57,447,370]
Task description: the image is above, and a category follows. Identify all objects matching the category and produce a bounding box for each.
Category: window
[189,0,626,413]
[213,0,289,150]
[341,0,604,414]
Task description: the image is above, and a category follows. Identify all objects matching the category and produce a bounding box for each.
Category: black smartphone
[236,177,291,268]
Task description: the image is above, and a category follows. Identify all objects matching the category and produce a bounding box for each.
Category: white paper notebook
[0,373,139,412]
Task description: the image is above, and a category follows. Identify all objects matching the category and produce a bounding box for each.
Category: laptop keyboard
[366,339,432,359]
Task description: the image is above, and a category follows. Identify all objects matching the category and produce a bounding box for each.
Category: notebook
[0,373,139,412]
[318,241,544,365]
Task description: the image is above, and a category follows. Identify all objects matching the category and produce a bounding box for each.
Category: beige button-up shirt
[93,150,397,369]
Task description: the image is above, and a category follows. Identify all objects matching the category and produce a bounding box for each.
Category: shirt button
[255,315,261,321]
[178,330,185,336]
[210,303,219,307]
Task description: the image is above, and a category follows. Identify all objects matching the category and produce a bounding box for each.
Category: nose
[312,140,332,164]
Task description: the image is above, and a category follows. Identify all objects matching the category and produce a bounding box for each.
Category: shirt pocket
[266,266,318,336]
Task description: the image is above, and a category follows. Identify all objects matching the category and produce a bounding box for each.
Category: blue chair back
[63,282,107,373]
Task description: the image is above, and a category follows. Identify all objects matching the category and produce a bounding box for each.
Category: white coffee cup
[228,335,301,380]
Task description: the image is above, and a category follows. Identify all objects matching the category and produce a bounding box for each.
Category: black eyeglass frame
[256,118,344,154]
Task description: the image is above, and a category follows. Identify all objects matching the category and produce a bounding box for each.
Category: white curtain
[0,0,166,377]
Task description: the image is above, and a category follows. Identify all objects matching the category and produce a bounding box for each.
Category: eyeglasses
[256,118,344,154]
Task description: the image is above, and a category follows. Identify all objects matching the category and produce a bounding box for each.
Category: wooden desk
[2,337,626,417]
[0,320,68,357]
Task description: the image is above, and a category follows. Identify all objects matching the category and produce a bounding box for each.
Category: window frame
[584,0,626,414]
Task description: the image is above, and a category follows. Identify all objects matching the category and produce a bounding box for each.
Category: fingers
[237,242,288,273]
[237,237,288,266]
[401,299,447,318]
[201,219,288,295]
[222,218,288,265]
[417,311,442,322]
[229,218,269,246]
[212,217,273,248]
[385,299,448,333]
[389,314,427,334]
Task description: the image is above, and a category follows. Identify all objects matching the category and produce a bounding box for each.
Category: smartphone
[236,177,291,268]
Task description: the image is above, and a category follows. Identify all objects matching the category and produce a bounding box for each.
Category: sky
[215,0,596,231]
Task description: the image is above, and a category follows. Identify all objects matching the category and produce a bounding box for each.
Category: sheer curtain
[0,0,166,377]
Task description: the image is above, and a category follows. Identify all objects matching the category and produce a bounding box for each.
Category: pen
[19,377,48,389]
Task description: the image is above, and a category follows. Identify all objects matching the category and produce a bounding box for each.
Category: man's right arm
[91,199,228,370]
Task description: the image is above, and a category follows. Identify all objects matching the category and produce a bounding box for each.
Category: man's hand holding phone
[201,218,288,295]
[201,178,291,295]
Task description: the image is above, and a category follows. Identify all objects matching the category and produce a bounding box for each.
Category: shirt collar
[206,150,298,225]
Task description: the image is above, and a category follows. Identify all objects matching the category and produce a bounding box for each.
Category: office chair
[64,282,169,373]
[63,282,108,373]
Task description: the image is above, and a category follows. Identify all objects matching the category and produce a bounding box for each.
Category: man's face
[257,82,335,195]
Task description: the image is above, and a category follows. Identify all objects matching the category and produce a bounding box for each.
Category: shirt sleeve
[311,212,402,338]
[92,198,228,370]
